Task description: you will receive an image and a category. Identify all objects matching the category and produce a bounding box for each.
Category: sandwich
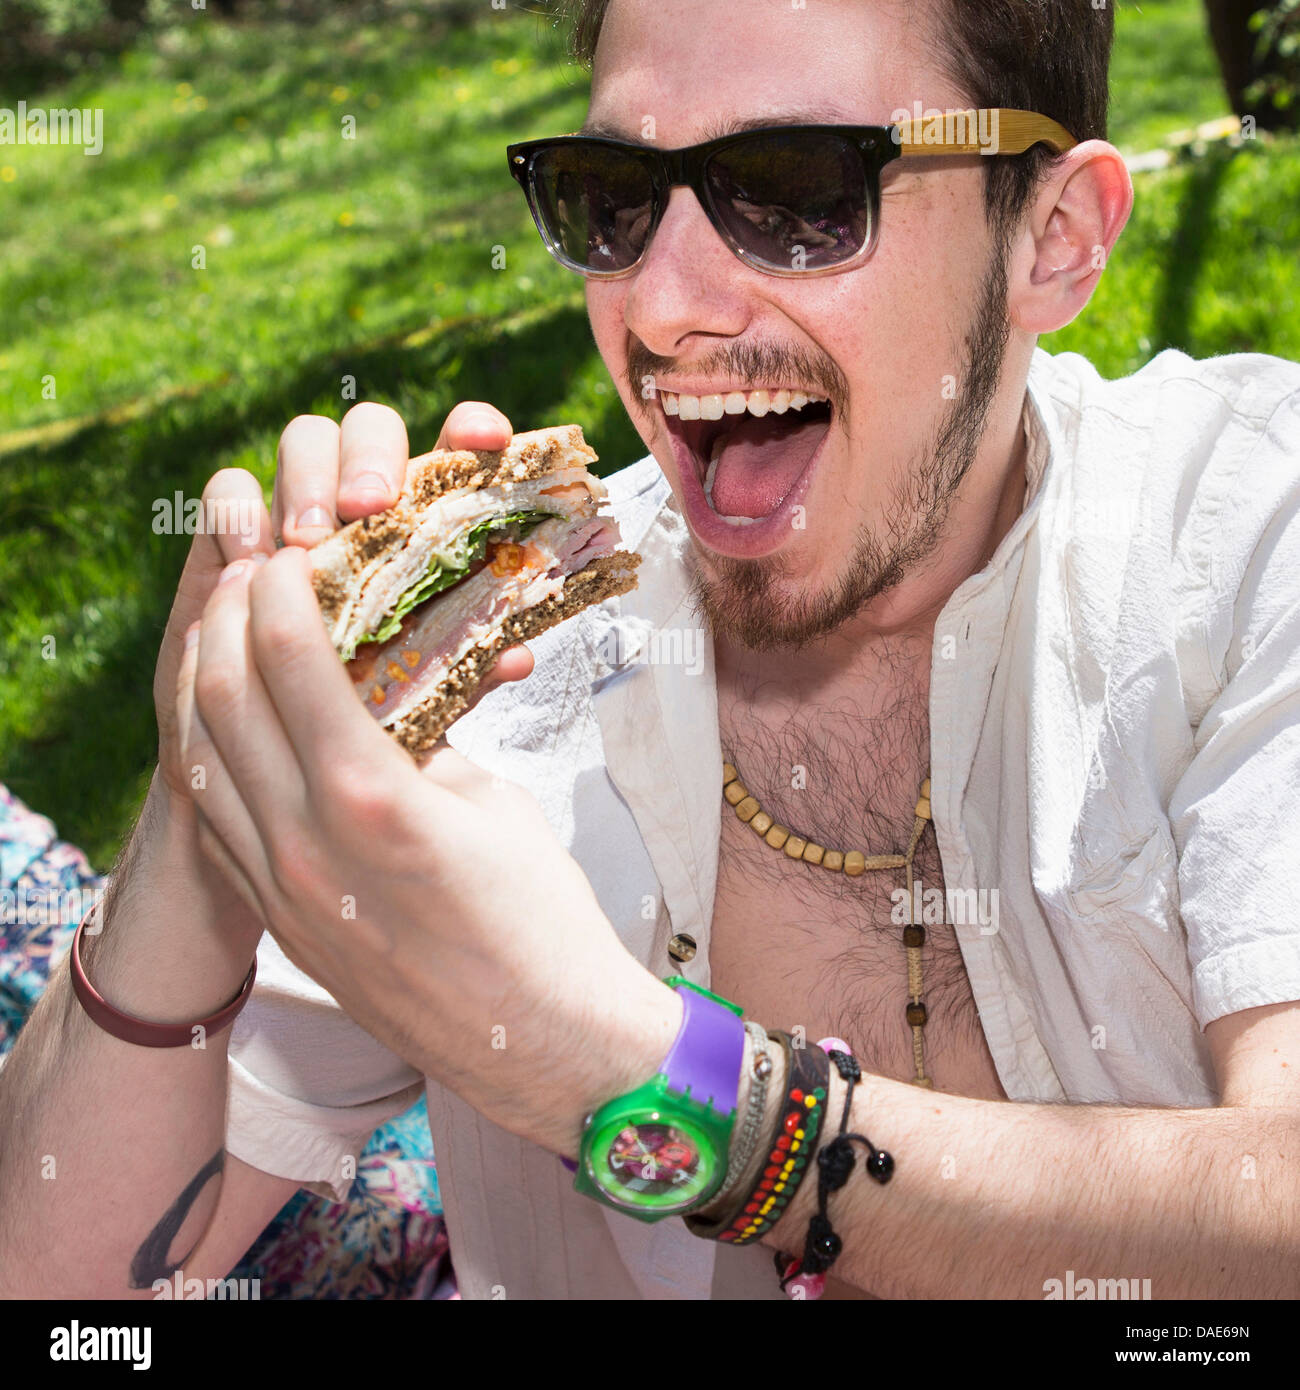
[310,424,640,757]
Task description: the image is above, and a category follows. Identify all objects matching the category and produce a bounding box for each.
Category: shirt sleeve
[1169,386,1300,1029]
[225,932,426,1202]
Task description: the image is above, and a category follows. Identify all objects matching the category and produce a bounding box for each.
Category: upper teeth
[661,388,825,419]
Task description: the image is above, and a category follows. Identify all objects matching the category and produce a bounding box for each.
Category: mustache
[627,340,850,418]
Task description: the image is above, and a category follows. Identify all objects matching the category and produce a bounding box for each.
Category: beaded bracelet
[774,1048,895,1294]
[717,1031,830,1247]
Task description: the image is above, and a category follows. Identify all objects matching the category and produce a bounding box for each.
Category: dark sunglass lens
[530,145,656,273]
[705,132,870,271]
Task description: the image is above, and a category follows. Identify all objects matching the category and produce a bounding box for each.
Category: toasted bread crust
[385,548,642,758]
[311,509,416,634]
[401,425,599,508]
[309,425,600,636]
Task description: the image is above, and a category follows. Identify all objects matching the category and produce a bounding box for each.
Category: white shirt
[226,346,1300,1299]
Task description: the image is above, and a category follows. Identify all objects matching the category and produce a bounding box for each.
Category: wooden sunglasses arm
[894,108,1079,157]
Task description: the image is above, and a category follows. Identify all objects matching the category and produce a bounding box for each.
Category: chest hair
[714,691,988,1078]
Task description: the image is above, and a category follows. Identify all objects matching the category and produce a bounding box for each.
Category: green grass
[0,4,642,867]
[1,0,1298,869]
[1044,137,1300,375]
[1109,0,1231,151]
[1044,0,1300,375]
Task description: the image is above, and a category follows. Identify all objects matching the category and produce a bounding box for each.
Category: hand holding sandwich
[145,404,533,945]
[174,401,678,1158]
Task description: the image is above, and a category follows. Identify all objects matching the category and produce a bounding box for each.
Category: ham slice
[346,513,622,727]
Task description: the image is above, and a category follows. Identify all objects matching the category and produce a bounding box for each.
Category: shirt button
[668,933,697,964]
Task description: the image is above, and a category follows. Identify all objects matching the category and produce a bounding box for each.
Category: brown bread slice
[386,548,642,759]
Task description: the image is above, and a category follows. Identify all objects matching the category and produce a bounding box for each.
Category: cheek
[585,283,648,421]
[585,282,626,371]
[814,234,983,449]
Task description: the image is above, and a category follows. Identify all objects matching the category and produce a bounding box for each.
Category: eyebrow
[578,107,861,144]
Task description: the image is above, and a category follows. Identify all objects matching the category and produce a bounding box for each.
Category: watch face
[609,1123,698,1189]
[587,1112,721,1213]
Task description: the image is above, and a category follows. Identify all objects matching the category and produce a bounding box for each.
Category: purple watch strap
[560,983,744,1173]
[661,984,744,1112]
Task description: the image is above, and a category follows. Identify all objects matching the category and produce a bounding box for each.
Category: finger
[478,643,535,691]
[191,556,310,848]
[155,470,276,743]
[175,613,276,903]
[336,402,410,522]
[431,401,513,453]
[272,414,342,549]
[246,546,410,791]
[195,801,268,927]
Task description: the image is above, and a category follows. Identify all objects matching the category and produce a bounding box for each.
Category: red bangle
[69,901,257,1048]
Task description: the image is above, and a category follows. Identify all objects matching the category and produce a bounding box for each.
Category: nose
[620,185,753,358]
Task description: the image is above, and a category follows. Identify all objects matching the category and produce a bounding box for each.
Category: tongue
[709,412,828,518]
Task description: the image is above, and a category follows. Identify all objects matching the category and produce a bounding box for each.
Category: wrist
[545,968,683,1160]
[686,1025,753,1221]
[80,778,264,1022]
[563,974,751,1220]
[136,770,262,939]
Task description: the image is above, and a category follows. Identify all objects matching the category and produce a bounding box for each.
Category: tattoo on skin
[128,1149,224,1288]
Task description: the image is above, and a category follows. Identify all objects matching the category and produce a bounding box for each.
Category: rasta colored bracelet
[718,1030,830,1246]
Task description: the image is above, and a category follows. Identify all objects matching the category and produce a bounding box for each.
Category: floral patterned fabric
[0,782,456,1299]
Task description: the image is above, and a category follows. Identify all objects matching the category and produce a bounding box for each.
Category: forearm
[763,1067,1300,1299]
[0,780,263,1297]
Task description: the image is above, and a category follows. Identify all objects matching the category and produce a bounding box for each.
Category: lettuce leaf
[341,508,556,661]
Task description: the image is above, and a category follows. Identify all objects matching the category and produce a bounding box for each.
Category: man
[2,0,1297,1301]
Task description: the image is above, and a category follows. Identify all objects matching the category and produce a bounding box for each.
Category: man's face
[584,0,1016,650]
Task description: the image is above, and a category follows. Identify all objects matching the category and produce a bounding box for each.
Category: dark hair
[555,0,1112,245]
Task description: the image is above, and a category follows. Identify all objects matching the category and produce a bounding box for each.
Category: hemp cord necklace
[721,759,935,1088]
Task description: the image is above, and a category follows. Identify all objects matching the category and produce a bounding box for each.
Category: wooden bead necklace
[722,758,936,1089]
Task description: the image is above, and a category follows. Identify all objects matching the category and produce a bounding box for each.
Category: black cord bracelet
[775,1049,894,1292]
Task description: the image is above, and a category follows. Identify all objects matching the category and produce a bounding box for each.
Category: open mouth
[659,388,834,529]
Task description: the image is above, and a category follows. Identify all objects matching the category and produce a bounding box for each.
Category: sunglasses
[507,109,1077,279]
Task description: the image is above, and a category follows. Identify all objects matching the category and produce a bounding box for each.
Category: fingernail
[345,472,391,505]
[218,559,249,585]
[294,505,333,530]
[466,415,506,439]
[250,552,270,566]
[184,623,200,650]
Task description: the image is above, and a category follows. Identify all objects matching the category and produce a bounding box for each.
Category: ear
[1007,140,1133,335]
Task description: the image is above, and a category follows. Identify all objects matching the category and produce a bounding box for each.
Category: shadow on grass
[1,299,649,868]
[1150,143,1239,354]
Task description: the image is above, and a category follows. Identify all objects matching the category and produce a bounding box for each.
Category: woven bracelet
[716,1031,830,1247]
[724,1021,774,1192]
[775,1048,896,1294]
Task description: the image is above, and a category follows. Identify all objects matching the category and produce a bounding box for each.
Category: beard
[684,239,1013,653]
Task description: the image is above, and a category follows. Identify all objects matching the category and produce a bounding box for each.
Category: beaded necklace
[721,759,935,1088]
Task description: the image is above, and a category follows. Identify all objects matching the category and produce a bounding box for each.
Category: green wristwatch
[573,976,746,1222]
